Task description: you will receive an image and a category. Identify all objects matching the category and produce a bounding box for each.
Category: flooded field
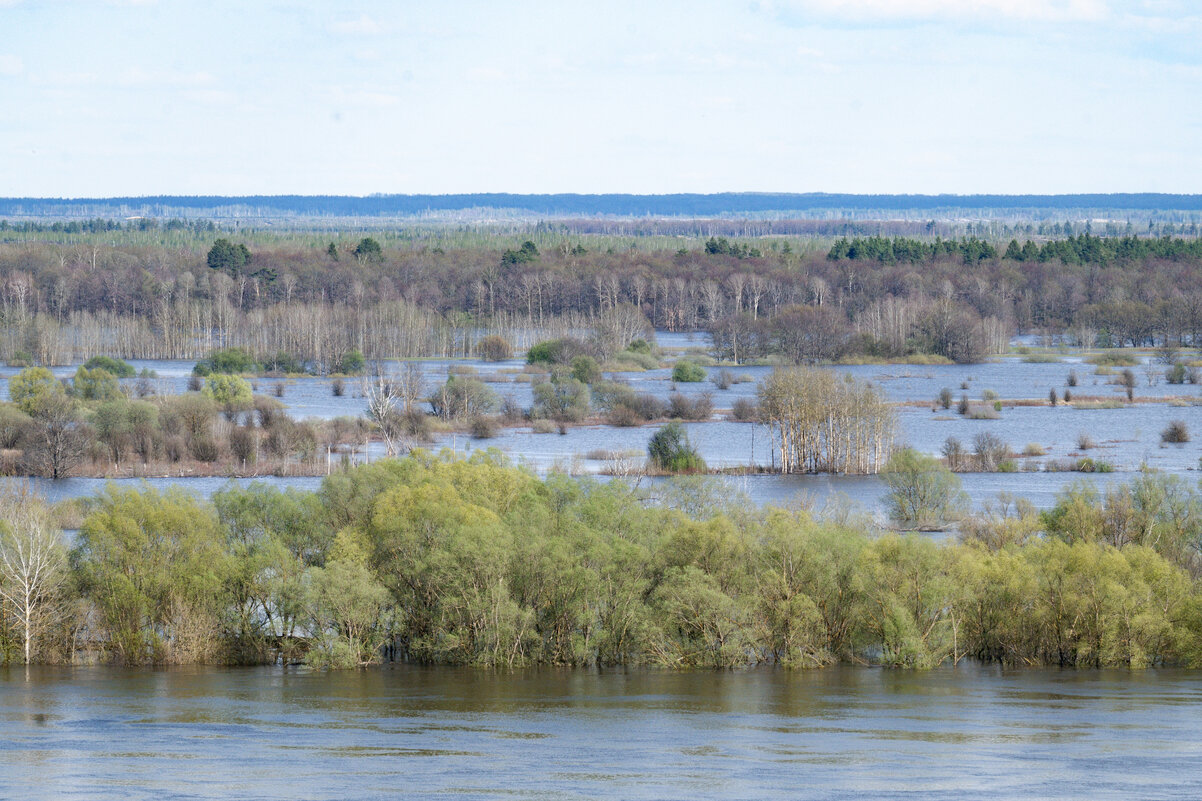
[2,336,1197,517]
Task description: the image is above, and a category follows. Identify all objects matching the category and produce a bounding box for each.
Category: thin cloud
[0,54,22,76]
[329,14,385,35]
[768,0,1110,23]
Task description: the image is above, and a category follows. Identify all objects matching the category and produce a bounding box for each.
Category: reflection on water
[1,664,1201,800]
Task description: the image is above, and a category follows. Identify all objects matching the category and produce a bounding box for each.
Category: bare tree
[24,395,85,479]
[0,486,67,663]
[364,371,404,456]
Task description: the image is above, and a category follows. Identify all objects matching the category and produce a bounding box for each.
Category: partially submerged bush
[476,335,513,362]
[671,360,706,383]
[1162,420,1190,444]
[194,347,260,376]
[83,355,136,378]
[647,421,706,473]
[730,397,758,422]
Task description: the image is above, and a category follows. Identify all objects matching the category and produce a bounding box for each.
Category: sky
[0,0,1199,197]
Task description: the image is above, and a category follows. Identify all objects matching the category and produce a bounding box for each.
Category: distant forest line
[3,192,1202,223]
[0,228,1200,366]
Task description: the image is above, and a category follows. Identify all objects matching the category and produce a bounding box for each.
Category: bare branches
[0,485,67,663]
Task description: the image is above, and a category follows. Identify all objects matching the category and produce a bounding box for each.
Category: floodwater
[3,340,1199,515]
[1,663,1201,800]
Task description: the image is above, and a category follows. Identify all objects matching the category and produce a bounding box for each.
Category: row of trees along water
[9,226,1202,367]
[4,453,1202,669]
[0,357,372,479]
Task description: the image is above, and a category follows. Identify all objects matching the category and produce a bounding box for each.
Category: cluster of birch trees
[758,368,895,474]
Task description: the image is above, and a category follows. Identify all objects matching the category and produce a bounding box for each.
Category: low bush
[730,397,758,422]
[671,360,707,383]
[83,355,136,378]
[1162,420,1190,444]
[476,335,514,362]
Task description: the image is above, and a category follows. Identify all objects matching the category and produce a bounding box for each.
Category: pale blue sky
[1,0,1199,196]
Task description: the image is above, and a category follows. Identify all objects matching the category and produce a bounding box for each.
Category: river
[1,664,1200,799]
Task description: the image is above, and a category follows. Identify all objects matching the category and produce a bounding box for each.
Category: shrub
[476,335,513,362]
[570,355,602,385]
[627,338,652,354]
[1066,370,1078,387]
[190,437,220,462]
[731,397,758,422]
[331,378,344,397]
[532,378,590,423]
[262,352,308,375]
[883,448,968,529]
[83,356,136,378]
[429,376,500,420]
[968,405,1000,420]
[671,360,706,383]
[1161,420,1190,444]
[203,374,253,418]
[470,416,498,439]
[0,405,30,449]
[338,350,367,375]
[1166,363,1188,385]
[1075,457,1114,473]
[631,393,668,420]
[606,404,641,427]
[647,421,706,473]
[1076,432,1096,450]
[499,395,524,424]
[973,431,1010,471]
[1023,443,1047,457]
[526,337,588,366]
[193,347,260,376]
[7,350,32,368]
[1120,369,1137,401]
[712,369,735,391]
[73,366,121,401]
[669,392,713,421]
[1088,350,1140,367]
[941,437,967,471]
[937,387,953,410]
[229,426,258,464]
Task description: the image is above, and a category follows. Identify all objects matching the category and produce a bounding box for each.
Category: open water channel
[2,664,1201,800]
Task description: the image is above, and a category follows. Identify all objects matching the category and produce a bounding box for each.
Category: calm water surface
[1,664,1201,800]
[4,341,1199,514]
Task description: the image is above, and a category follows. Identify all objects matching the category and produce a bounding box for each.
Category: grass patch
[1086,350,1141,367]
[837,353,955,366]
[1072,400,1125,410]
[1022,353,1062,363]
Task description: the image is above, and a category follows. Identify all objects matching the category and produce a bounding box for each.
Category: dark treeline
[5,453,1202,670]
[3,228,1202,365]
[830,233,1202,266]
[4,192,1202,219]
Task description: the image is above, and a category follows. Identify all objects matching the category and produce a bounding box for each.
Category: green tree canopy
[206,238,252,277]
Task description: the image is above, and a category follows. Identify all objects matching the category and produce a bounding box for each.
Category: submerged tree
[0,486,67,663]
[882,448,969,530]
[758,367,895,474]
[647,421,705,473]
